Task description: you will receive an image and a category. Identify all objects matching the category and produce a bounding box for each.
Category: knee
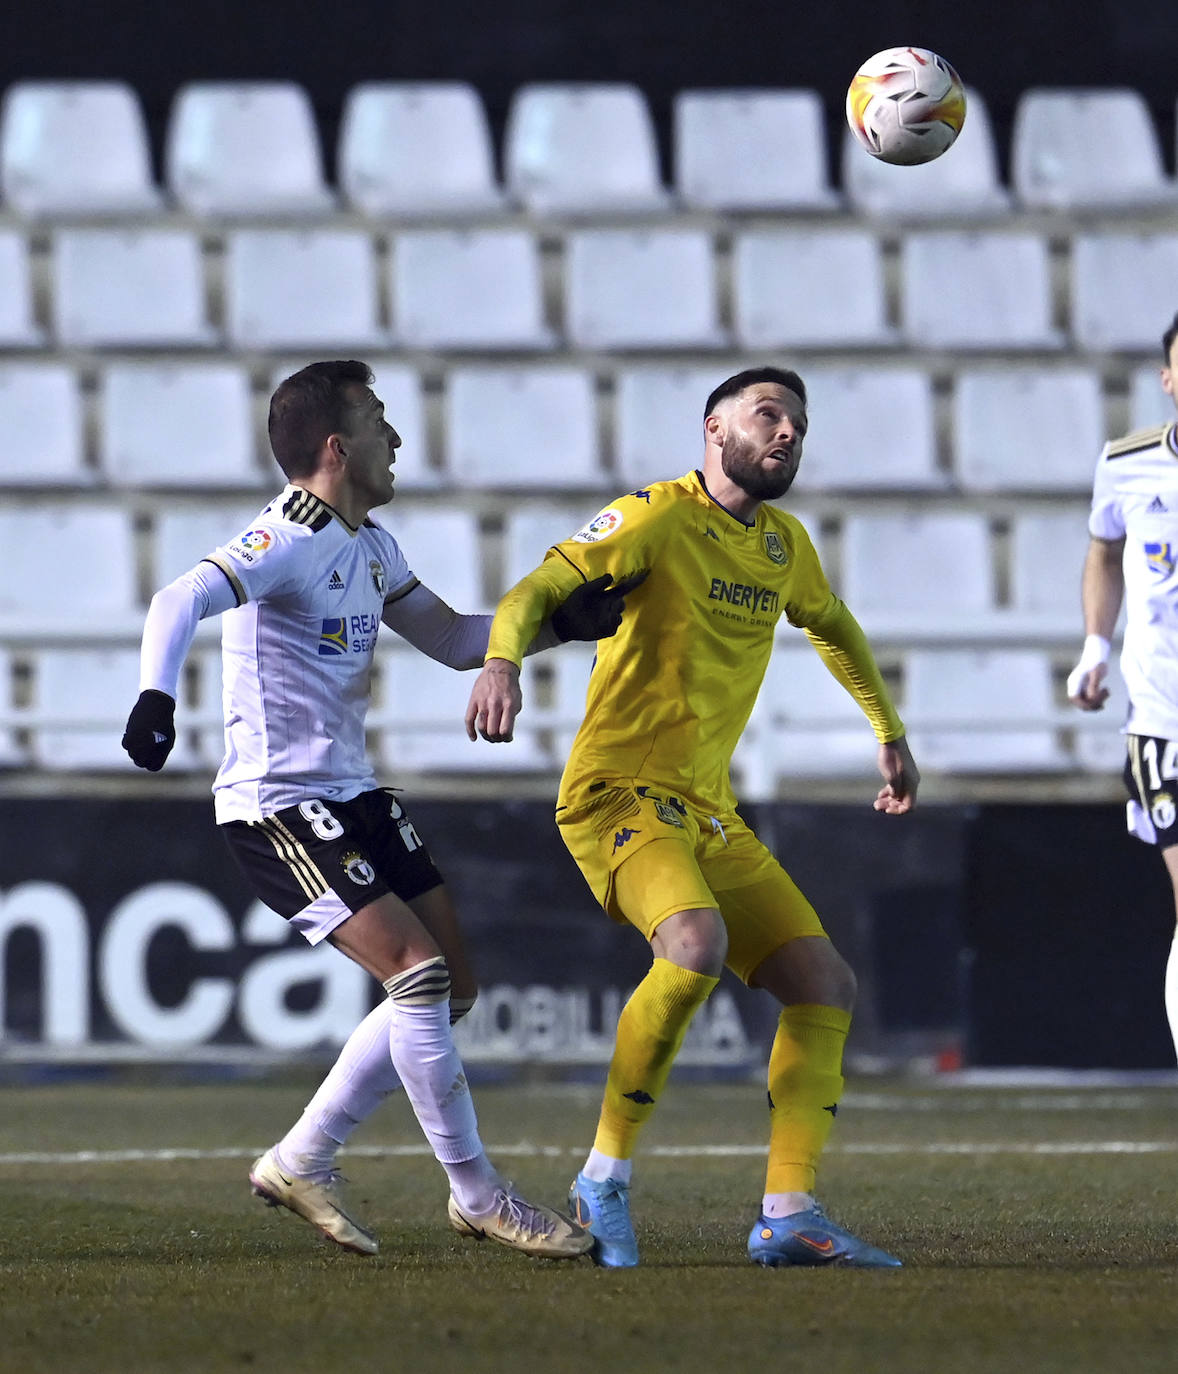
[651,908,727,976]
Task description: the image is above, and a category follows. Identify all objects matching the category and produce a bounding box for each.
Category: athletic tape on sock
[383,955,451,1006]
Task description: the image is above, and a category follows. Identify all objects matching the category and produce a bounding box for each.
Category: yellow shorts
[555,778,827,985]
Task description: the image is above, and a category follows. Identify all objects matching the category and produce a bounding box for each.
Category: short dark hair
[1163,315,1178,362]
[704,366,807,420]
[268,360,374,479]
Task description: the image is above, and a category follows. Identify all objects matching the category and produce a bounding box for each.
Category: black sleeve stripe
[201,556,246,606]
[383,576,421,606]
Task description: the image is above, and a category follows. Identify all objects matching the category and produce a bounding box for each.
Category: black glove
[122,690,177,772]
[552,571,648,642]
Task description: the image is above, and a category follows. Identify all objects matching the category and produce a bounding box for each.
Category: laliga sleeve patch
[226,528,275,562]
[572,508,625,543]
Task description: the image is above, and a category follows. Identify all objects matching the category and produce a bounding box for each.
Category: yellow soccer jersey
[487,471,904,812]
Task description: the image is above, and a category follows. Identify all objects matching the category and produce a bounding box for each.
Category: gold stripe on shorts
[1127,735,1148,803]
[252,816,329,904]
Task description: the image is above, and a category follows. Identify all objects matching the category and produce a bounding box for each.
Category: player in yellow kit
[464,367,919,1268]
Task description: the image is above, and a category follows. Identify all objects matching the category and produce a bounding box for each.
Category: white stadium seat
[613,365,719,485]
[0,647,25,769]
[224,229,386,351]
[1012,88,1178,213]
[504,82,670,215]
[52,228,215,348]
[166,81,335,217]
[0,80,163,217]
[952,367,1105,492]
[500,501,593,594]
[0,363,87,486]
[0,230,42,347]
[673,89,839,211]
[389,229,552,349]
[903,648,1068,772]
[339,82,505,217]
[1006,506,1094,637]
[842,88,1011,220]
[800,367,940,489]
[840,510,994,638]
[373,645,551,772]
[445,367,601,489]
[901,231,1062,350]
[0,503,140,637]
[731,228,894,349]
[99,363,262,488]
[385,507,486,612]
[1128,361,1175,431]
[565,228,725,350]
[735,643,880,798]
[1071,233,1178,353]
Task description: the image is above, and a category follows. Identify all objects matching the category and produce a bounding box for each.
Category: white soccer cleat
[447,1187,593,1259]
[249,1147,378,1256]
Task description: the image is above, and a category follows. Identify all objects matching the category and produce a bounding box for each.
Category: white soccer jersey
[1089,421,1178,738]
[202,486,415,822]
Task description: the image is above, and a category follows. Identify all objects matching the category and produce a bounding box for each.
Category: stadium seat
[0,503,139,637]
[0,647,25,769]
[444,366,601,489]
[1071,654,1130,773]
[99,363,262,488]
[564,228,725,350]
[840,510,994,638]
[0,230,42,347]
[27,647,146,771]
[389,229,552,349]
[1012,88,1178,213]
[544,640,598,760]
[731,228,894,349]
[841,87,1011,220]
[672,88,840,211]
[1071,233,1178,353]
[952,367,1105,492]
[224,229,386,351]
[1006,506,1094,637]
[800,367,940,489]
[735,643,880,798]
[1127,361,1174,431]
[612,365,719,485]
[0,363,88,486]
[0,80,163,217]
[384,506,486,611]
[372,645,551,772]
[900,231,1062,349]
[903,647,1069,772]
[339,82,505,217]
[152,500,275,586]
[500,501,594,594]
[165,81,335,217]
[504,82,670,215]
[52,228,215,348]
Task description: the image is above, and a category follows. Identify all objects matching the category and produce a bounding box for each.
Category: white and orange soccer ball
[846,47,966,166]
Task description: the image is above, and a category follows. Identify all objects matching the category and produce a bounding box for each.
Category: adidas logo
[327,569,346,590]
[1148,495,1168,514]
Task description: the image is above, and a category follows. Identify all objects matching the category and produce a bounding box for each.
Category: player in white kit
[1069,313,1178,1063]
[122,360,636,1259]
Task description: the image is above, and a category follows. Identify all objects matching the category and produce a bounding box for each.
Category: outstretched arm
[873,735,920,814]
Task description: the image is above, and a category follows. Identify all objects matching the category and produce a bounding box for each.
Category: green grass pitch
[1,1075,1177,1373]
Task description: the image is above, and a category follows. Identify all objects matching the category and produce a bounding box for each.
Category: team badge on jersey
[573,508,624,543]
[1145,542,1175,577]
[370,560,386,596]
[341,851,376,885]
[763,531,787,565]
[318,618,348,655]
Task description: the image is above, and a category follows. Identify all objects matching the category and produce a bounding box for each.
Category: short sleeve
[1088,447,1125,541]
[203,521,311,606]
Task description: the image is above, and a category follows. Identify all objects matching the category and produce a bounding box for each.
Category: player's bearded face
[720,429,800,500]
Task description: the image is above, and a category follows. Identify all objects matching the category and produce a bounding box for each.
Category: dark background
[7,1,1178,182]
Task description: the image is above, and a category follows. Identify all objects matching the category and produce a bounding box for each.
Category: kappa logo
[623,1089,654,1104]
[630,488,652,503]
[702,527,721,542]
[612,827,640,853]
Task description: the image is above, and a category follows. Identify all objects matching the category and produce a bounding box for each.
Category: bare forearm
[1081,537,1124,638]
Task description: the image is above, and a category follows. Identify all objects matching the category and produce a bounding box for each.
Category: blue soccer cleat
[568,1171,639,1268]
[747,1202,901,1268]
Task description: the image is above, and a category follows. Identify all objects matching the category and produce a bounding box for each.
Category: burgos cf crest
[1145,542,1175,578]
[369,559,386,596]
[764,531,787,565]
[342,851,376,885]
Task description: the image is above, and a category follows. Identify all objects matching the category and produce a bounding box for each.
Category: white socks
[1165,934,1178,1064]
[762,1191,815,1219]
[582,1148,632,1185]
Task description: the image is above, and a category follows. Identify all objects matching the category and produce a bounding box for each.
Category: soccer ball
[846,47,966,166]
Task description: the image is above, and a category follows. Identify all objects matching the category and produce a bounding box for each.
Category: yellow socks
[593,958,719,1160]
[765,1004,851,1195]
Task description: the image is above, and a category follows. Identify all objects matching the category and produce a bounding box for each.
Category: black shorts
[1124,735,1178,850]
[221,789,444,944]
